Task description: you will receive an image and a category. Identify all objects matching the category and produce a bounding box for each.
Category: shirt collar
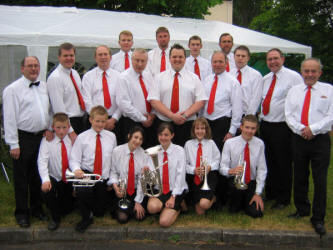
[162,143,174,154]
[59,64,72,74]
[22,75,38,87]
[158,47,169,55]
[170,67,186,77]
[97,66,112,76]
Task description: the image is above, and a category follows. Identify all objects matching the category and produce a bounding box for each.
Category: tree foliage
[249,0,333,83]
[2,0,223,19]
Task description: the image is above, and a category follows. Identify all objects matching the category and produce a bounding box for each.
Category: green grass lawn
[0,139,332,232]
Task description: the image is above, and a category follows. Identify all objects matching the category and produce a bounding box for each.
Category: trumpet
[66,170,102,187]
[118,179,130,210]
[234,154,248,190]
[199,156,210,191]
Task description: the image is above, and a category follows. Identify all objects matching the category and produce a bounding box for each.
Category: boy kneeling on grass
[219,115,267,218]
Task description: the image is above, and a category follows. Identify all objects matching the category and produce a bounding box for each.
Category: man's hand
[41,181,52,193]
[44,130,54,141]
[69,131,77,145]
[249,194,264,211]
[171,113,187,125]
[228,165,243,176]
[165,195,175,209]
[142,114,155,128]
[134,202,145,220]
[223,132,233,142]
[10,148,20,160]
[113,183,124,198]
[105,118,117,131]
[301,126,314,140]
[74,169,85,179]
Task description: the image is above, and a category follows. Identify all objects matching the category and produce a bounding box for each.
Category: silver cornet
[66,170,102,187]
[234,154,248,190]
[199,156,210,191]
[118,179,130,210]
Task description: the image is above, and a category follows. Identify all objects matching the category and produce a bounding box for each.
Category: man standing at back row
[219,33,235,72]
[260,48,303,210]
[285,58,333,236]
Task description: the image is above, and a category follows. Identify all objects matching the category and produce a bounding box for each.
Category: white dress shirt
[148,67,208,121]
[227,52,236,72]
[219,135,267,194]
[185,55,212,81]
[147,47,171,78]
[3,76,51,150]
[156,143,188,196]
[117,68,154,122]
[285,81,333,136]
[47,64,85,118]
[201,72,243,135]
[69,128,117,181]
[110,50,132,73]
[38,134,72,183]
[81,66,121,120]
[110,143,154,203]
[259,66,303,122]
[184,138,220,174]
[230,65,263,115]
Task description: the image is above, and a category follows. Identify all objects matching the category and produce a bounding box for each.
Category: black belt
[18,129,45,137]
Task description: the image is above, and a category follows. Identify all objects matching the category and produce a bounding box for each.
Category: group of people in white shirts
[3,26,333,237]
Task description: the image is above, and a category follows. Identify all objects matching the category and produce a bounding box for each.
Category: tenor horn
[65,170,102,187]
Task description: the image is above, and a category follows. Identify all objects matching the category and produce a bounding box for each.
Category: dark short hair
[266,48,284,58]
[53,112,69,125]
[191,117,212,139]
[127,126,145,142]
[169,44,186,58]
[219,33,233,43]
[58,42,76,56]
[241,114,258,125]
[20,56,40,67]
[234,45,250,57]
[157,122,174,135]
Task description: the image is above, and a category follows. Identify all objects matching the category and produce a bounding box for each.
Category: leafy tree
[233,0,267,27]
[2,0,223,19]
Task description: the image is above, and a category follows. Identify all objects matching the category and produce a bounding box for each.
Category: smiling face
[58,48,75,69]
[95,46,111,71]
[219,35,233,55]
[170,48,186,72]
[301,59,322,86]
[266,50,284,73]
[211,52,226,75]
[194,123,206,141]
[240,121,257,141]
[119,34,133,52]
[158,128,174,150]
[128,131,143,152]
[21,57,40,82]
[132,51,148,74]
[89,114,108,133]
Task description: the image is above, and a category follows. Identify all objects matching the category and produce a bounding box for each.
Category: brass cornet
[65,170,102,187]
[234,154,248,190]
[118,179,130,210]
[199,156,210,191]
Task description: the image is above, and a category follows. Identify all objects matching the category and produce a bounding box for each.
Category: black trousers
[13,130,44,219]
[228,179,263,218]
[119,116,156,149]
[260,121,292,204]
[70,116,87,135]
[42,176,74,222]
[292,133,330,224]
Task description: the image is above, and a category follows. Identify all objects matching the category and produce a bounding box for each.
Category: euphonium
[65,170,102,187]
[200,156,210,191]
[234,154,248,190]
[118,179,130,209]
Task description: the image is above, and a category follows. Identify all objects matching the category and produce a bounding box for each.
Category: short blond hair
[119,30,133,40]
[90,105,108,119]
[53,112,69,125]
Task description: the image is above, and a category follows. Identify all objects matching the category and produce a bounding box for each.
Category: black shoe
[75,218,93,233]
[287,211,309,219]
[312,222,326,236]
[47,219,59,231]
[17,217,30,228]
[32,212,48,222]
[271,202,287,210]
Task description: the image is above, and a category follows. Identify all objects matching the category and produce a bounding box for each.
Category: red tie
[61,139,69,182]
[262,74,277,116]
[162,151,170,194]
[194,58,201,80]
[102,71,112,109]
[170,72,179,113]
[139,74,151,113]
[237,70,242,84]
[160,50,166,72]
[93,134,102,176]
[125,52,130,70]
[301,86,311,126]
[244,142,251,184]
[226,61,230,72]
[70,71,85,111]
[207,74,218,115]
[194,142,202,185]
[127,152,135,196]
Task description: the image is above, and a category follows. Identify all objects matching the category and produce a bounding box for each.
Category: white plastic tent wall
[0,5,311,92]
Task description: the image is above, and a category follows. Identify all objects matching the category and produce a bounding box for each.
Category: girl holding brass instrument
[184,118,220,215]
[219,115,267,218]
[110,126,153,224]
[147,123,188,227]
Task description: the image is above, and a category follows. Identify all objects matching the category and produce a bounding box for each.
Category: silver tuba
[140,146,166,197]
[234,154,248,190]
[65,170,102,187]
[118,179,130,210]
[200,156,210,191]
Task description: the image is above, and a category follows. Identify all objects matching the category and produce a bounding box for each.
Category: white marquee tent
[0,5,311,92]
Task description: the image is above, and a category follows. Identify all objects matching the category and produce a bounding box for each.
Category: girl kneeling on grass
[147,123,188,227]
[184,117,220,215]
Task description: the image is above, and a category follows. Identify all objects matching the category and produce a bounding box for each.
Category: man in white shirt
[285,58,333,236]
[148,44,207,146]
[147,26,171,78]
[185,35,212,81]
[220,115,267,218]
[47,42,86,135]
[110,30,133,72]
[117,48,155,148]
[81,45,121,139]
[219,33,236,72]
[3,56,52,227]
[259,48,303,210]
[230,45,263,115]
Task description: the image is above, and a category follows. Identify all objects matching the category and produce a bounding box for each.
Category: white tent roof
[0,5,311,88]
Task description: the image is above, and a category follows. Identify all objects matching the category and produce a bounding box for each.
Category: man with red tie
[148,44,207,146]
[47,43,86,135]
[285,58,333,236]
[81,45,121,137]
[185,35,212,81]
[147,26,171,78]
[110,30,133,72]
[259,48,303,210]
[218,33,236,72]
[117,48,155,148]
[230,45,263,116]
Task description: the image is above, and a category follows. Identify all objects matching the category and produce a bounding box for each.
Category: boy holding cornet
[219,115,267,218]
